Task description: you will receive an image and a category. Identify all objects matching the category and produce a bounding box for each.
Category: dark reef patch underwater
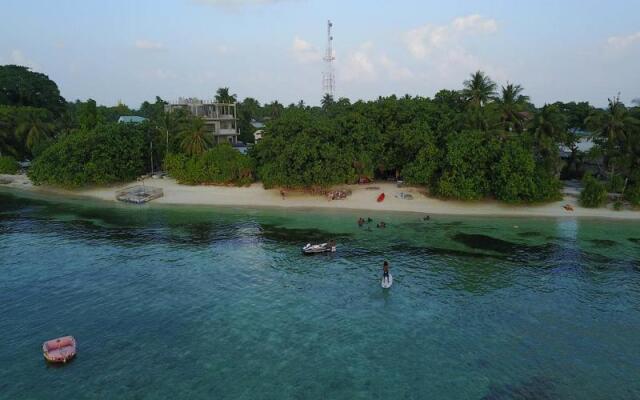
[1,190,639,399]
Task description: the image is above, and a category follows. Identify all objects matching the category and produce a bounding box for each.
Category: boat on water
[377,193,385,202]
[302,242,336,255]
[43,336,77,363]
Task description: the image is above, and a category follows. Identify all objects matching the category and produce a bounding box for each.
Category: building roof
[118,116,147,124]
[250,120,265,129]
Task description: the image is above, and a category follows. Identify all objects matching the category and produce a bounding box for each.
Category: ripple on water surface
[0,191,639,399]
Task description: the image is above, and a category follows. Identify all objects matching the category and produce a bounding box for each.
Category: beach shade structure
[116,185,163,204]
[43,336,77,363]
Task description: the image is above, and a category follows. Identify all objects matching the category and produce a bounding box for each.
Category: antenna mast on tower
[322,20,335,98]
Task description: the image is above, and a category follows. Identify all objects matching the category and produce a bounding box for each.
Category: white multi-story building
[165,98,239,144]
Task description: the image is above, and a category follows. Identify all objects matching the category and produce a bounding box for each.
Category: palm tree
[16,112,54,153]
[321,94,334,111]
[530,104,567,174]
[531,104,566,143]
[586,95,639,178]
[268,101,284,119]
[180,118,211,156]
[462,71,497,108]
[0,119,16,157]
[495,83,530,133]
[215,87,237,104]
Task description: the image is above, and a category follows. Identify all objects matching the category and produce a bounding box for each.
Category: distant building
[118,116,147,124]
[165,98,239,144]
[233,141,248,154]
[251,120,265,142]
[559,137,595,159]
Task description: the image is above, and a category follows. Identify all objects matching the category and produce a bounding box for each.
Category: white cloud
[607,32,640,49]
[398,15,505,88]
[291,37,322,63]
[379,55,413,81]
[451,15,498,33]
[404,14,497,59]
[134,39,165,51]
[6,50,40,70]
[340,42,377,82]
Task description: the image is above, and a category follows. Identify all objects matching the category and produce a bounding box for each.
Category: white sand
[2,173,639,220]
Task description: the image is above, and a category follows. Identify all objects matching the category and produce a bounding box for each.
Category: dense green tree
[237,97,262,143]
[139,96,167,120]
[436,131,494,200]
[0,65,66,116]
[76,99,102,130]
[0,110,17,157]
[492,137,561,202]
[29,123,148,187]
[253,110,359,188]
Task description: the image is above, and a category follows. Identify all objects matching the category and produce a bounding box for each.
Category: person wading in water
[383,261,390,283]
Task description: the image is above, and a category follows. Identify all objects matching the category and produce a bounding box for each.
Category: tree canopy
[4,63,640,208]
[0,65,66,116]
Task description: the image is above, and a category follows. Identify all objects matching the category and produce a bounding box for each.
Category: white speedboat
[302,242,336,255]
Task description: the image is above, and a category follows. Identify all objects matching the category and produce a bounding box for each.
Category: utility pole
[322,20,335,98]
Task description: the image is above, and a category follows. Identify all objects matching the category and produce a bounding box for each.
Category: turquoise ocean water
[1,189,639,399]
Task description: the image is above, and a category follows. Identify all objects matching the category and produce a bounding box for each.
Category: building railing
[217,128,238,136]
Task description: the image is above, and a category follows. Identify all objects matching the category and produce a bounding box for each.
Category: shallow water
[1,190,639,399]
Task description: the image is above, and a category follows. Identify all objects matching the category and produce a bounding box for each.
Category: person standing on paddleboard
[383,261,390,283]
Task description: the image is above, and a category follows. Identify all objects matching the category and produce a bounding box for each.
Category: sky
[1,0,639,108]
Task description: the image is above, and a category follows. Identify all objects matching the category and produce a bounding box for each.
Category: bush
[625,184,640,207]
[607,175,626,193]
[613,199,623,211]
[28,123,147,187]
[579,174,607,208]
[0,155,19,174]
[165,144,254,186]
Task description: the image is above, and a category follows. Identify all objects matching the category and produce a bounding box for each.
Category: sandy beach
[1,173,639,220]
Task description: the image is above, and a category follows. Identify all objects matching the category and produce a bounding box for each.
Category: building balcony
[216,128,238,136]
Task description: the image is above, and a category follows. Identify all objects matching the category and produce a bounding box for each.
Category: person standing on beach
[383,261,390,283]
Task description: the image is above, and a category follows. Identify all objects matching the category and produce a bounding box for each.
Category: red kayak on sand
[43,336,77,363]
[377,193,385,202]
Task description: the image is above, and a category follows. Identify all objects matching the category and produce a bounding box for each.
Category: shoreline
[2,173,640,220]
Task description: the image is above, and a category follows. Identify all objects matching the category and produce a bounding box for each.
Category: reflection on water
[0,190,639,399]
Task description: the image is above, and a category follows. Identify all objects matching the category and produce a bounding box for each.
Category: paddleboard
[381,274,393,289]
